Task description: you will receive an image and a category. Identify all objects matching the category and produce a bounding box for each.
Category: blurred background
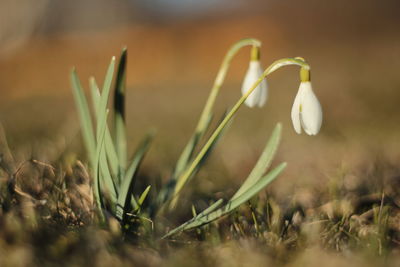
[1,0,400,198]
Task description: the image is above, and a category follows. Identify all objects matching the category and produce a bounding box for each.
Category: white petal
[299,82,322,135]
[245,84,262,108]
[241,61,266,108]
[257,69,268,107]
[291,85,304,134]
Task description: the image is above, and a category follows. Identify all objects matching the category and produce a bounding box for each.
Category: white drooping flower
[241,60,268,108]
[291,81,322,135]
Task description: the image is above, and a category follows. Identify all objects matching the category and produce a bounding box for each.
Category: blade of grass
[137,185,151,207]
[173,113,213,180]
[99,144,118,205]
[116,132,154,221]
[196,110,231,170]
[96,56,115,143]
[71,69,96,167]
[94,57,118,205]
[89,77,101,116]
[190,199,224,219]
[114,48,128,175]
[168,110,231,209]
[163,162,286,238]
[90,77,120,182]
[232,123,282,200]
[93,110,110,219]
[155,114,213,210]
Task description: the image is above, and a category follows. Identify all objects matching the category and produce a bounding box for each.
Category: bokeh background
[1,0,400,199]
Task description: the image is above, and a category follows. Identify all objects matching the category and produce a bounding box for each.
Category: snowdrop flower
[291,68,322,135]
[241,47,268,108]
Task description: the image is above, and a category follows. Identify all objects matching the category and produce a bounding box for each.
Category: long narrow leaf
[137,185,152,207]
[96,57,115,142]
[89,77,101,116]
[90,77,120,181]
[195,110,231,171]
[232,123,282,200]
[71,69,96,166]
[99,144,118,204]
[94,58,118,204]
[163,199,223,239]
[104,127,120,182]
[173,113,213,179]
[116,132,154,221]
[191,199,224,219]
[169,110,230,209]
[173,133,200,179]
[163,163,286,238]
[114,48,128,174]
[93,110,110,218]
[155,113,213,208]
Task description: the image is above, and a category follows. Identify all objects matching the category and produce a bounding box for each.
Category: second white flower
[241,61,268,108]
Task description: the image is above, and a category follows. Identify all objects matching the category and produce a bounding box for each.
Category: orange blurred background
[1,0,400,195]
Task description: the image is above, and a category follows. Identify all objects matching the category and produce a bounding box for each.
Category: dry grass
[1,121,400,266]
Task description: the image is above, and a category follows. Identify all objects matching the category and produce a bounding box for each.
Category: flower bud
[241,60,268,108]
[291,79,322,135]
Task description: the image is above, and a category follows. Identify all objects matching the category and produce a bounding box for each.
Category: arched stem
[171,57,310,205]
[195,38,261,133]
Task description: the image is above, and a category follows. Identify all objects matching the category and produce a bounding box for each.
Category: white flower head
[241,60,268,108]
[291,81,322,135]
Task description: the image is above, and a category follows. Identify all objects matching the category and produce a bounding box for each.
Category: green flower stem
[171,58,310,203]
[195,38,261,134]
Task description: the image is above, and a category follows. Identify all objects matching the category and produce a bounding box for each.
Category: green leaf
[155,113,213,209]
[116,132,154,221]
[94,57,118,205]
[195,110,231,170]
[163,163,286,238]
[96,57,115,143]
[90,77,120,182]
[168,110,230,209]
[71,69,96,167]
[191,205,197,217]
[173,113,213,179]
[103,128,120,183]
[137,185,151,207]
[99,142,118,205]
[114,48,128,175]
[89,77,101,116]
[191,199,224,218]
[93,109,110,218]
[162,199,224,238]
[232,123,282,200]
